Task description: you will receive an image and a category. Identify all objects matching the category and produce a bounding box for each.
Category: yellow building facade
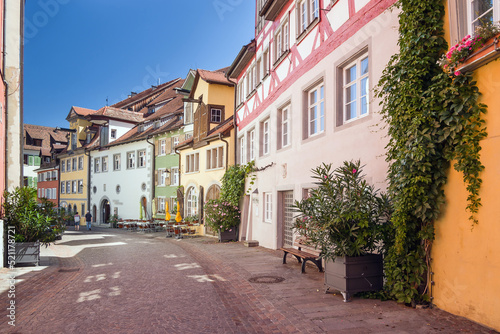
[431,3,500,330]
[59,107,95,222]
[177,69,235,234]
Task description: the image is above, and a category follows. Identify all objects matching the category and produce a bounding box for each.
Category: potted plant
[204,200,240,242]
[293,160,392,301]
[109,214,119,228]
[2,187,62,266]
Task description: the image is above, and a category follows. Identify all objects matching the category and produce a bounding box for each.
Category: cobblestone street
[1,228,497,333]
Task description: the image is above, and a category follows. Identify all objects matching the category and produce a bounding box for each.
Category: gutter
[84,148,91,215]
[225,75,238,167]
[146,135,155,200]
[2,0,8,195]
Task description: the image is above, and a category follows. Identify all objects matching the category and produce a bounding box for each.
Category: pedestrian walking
[85,211,92,231]
[74,212,80,231]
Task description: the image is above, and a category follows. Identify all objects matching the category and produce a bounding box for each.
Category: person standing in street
[74,212,80,231]
[85,211,92,231]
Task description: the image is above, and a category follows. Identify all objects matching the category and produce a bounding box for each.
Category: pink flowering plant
[204,199,240,232]
[439,22,500,76]
[292,160,392,260]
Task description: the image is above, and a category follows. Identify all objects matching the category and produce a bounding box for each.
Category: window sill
[456,35,500,73]
[246,89,257,100]
[273,49,290,68]
[206,167,225,172]
[296,17,320,45]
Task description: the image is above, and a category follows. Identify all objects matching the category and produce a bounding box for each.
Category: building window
[52,171,57,180]
[344,54,369,122]
[113,154,121,171]
[72,180,77,194]
[185,102,194,124]
[186,187,198,217]
[110,129,117,139]
[159,139,166,155]
[62,160,66,172]
[206,146,224,170]
[308,82,325,136]
[171,167,179,186]
[66,181,71,194]
[263,48,269,78]
[78,180,83,193]
[138,150,146,168]
[157,169,167,186]
[261,119,270,156]
[172,137,179,153]
[274,19,289,63]
[66,159,71,172]
[239,137,246,164]
[127,152,136,169]
[248,129,256,161]
[210,108,222,123]
[102,156,108,172]
[468,0,498,34]
[185,153,200,173]
[71,133,77,150]
[78,156,84,170]
[72,158,77,171]
[298,0,319,34]
[61,183,65,194]
[94,158,101,173]
[158,197,166,213]
[264,192,272,222]
[278,105,291,149]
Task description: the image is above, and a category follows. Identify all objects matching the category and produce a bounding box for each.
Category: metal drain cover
[248,276,285,284]
[59,268,80,273]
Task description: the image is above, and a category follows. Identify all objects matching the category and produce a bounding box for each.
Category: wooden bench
[280,239,323,273]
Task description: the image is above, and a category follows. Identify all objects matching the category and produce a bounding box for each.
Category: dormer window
[71,133,77,150]
[210,107,223,123]
[111,129,117,139]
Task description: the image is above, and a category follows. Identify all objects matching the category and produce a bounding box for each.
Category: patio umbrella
[165,201,171,221]
[175,201,182,223]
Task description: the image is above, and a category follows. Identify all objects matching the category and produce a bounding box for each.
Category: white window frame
[467,0,499,35]
[78,180,83,193]
[264,192,272,222]
[66,181,71,194]
[274,19,289,63]
[343,54,369,123]
[127,152,136,169]
[281,105,290,148]
[78,156,84,170]
[172,137,179,153]
[110,129,117,139]
[113,154,121,171]
[157,197,166,214]
[239,136,246,165]
[72,158,77,171]
[159,139,166,155]
[94,158,101,173]
[206,146,224,170]
[72,180,77,194]
[210,108,222,123]
[298,0,319,34]
[158,169,166,186]
[262,119,270,156]
[308,82,325,137]
[102,156,108,172]
[186,187,198,217]
[171,167,179,186]
[61,160,66,173]
[61,183,65,194]
[185,152,200,173]
[249,129,256,161]
[137,150,146,168]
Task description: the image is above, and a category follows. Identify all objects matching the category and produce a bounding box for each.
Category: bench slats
[280,247,323,273]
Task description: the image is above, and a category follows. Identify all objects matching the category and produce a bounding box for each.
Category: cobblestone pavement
[0,227,497,333]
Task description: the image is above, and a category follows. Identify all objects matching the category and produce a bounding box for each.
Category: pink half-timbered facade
[227,0,399,249]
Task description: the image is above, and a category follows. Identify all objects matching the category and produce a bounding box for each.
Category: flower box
[218,227,238,242]
[456,34,500,73]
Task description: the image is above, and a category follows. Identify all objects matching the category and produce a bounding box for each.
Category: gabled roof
[147,79,185,106]
[190,67,234,100]
[87,106,145,124]
[24,124,71,156]
[227,40,256,79]
[66,106,97,121]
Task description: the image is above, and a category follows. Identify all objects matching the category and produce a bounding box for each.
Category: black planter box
[218,227,238,242]
[324,253,383,302]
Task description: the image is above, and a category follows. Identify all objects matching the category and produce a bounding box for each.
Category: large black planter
[218,227,238,242]
[15,241,41,266]
[324,253,383,302]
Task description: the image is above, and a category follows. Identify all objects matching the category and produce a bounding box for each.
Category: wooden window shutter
[193,104,201,143]
[155,139,159,156]
[155,198,158,213]
[166,138,172,153]
[200,104,208,139]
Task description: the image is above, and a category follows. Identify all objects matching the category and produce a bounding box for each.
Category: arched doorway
[141,196,148,220]
[101,199,110,225]
[205,184,221,236]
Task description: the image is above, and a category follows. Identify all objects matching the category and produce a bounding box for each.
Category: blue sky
[24,0,255,128]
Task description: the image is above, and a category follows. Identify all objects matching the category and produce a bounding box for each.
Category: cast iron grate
[58,268,80,273]
[248,276,285,284]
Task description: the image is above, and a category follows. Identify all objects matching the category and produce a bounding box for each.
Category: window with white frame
[206,146,224,170]
[261,119,270,156]
[62,160,65,172]
[113,154,121,171]
[72,158,77,171]
[172,137,179,153]
[185,153,200,173]
[274,19,289,63]
[158,197,166,213]
[171,167,179,186]
[159,139,166,155]
[468,0,498,34]
[263,48,269,77]
[278,104,291,149]
[158,169,167,186]
[61,184,65,194]
[308,82,325,136]
[102,156,108,172]
[239,137,246,164]
[248,129,256,161]
[210,108,223,123]
[186,186,198,217]
[110,129,117,139]
[78,156,84,170]
[264,192,272,222]
[53,171,57,180]
[78,180,83,193]
[138,150,146,168]
[127,152,135,169]
[72,180,77,193]
[298,0,319,34]
[66,181,71,194]
[94,158,101,173]
[344,54,369,122]
[66,159,71,172]
[256,57,262,84]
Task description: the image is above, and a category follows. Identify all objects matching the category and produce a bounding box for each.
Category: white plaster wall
[90,140,153,222]
[240,9,400,250]
[108,120,136,143]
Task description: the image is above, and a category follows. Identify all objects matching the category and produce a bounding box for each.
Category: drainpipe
[219,133,229,171]
[226,76,238,166]
[2,1,8,194]
[84,149,91,217]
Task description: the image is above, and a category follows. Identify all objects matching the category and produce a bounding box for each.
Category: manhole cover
[248,276,285,284]
[59,268,80,273]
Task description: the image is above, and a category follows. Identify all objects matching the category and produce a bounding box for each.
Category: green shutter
[29,156,34,166]
[27,177,33,187]
[34,156,41,166]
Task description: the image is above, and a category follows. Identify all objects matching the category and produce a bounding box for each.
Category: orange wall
[432,5,500,330]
